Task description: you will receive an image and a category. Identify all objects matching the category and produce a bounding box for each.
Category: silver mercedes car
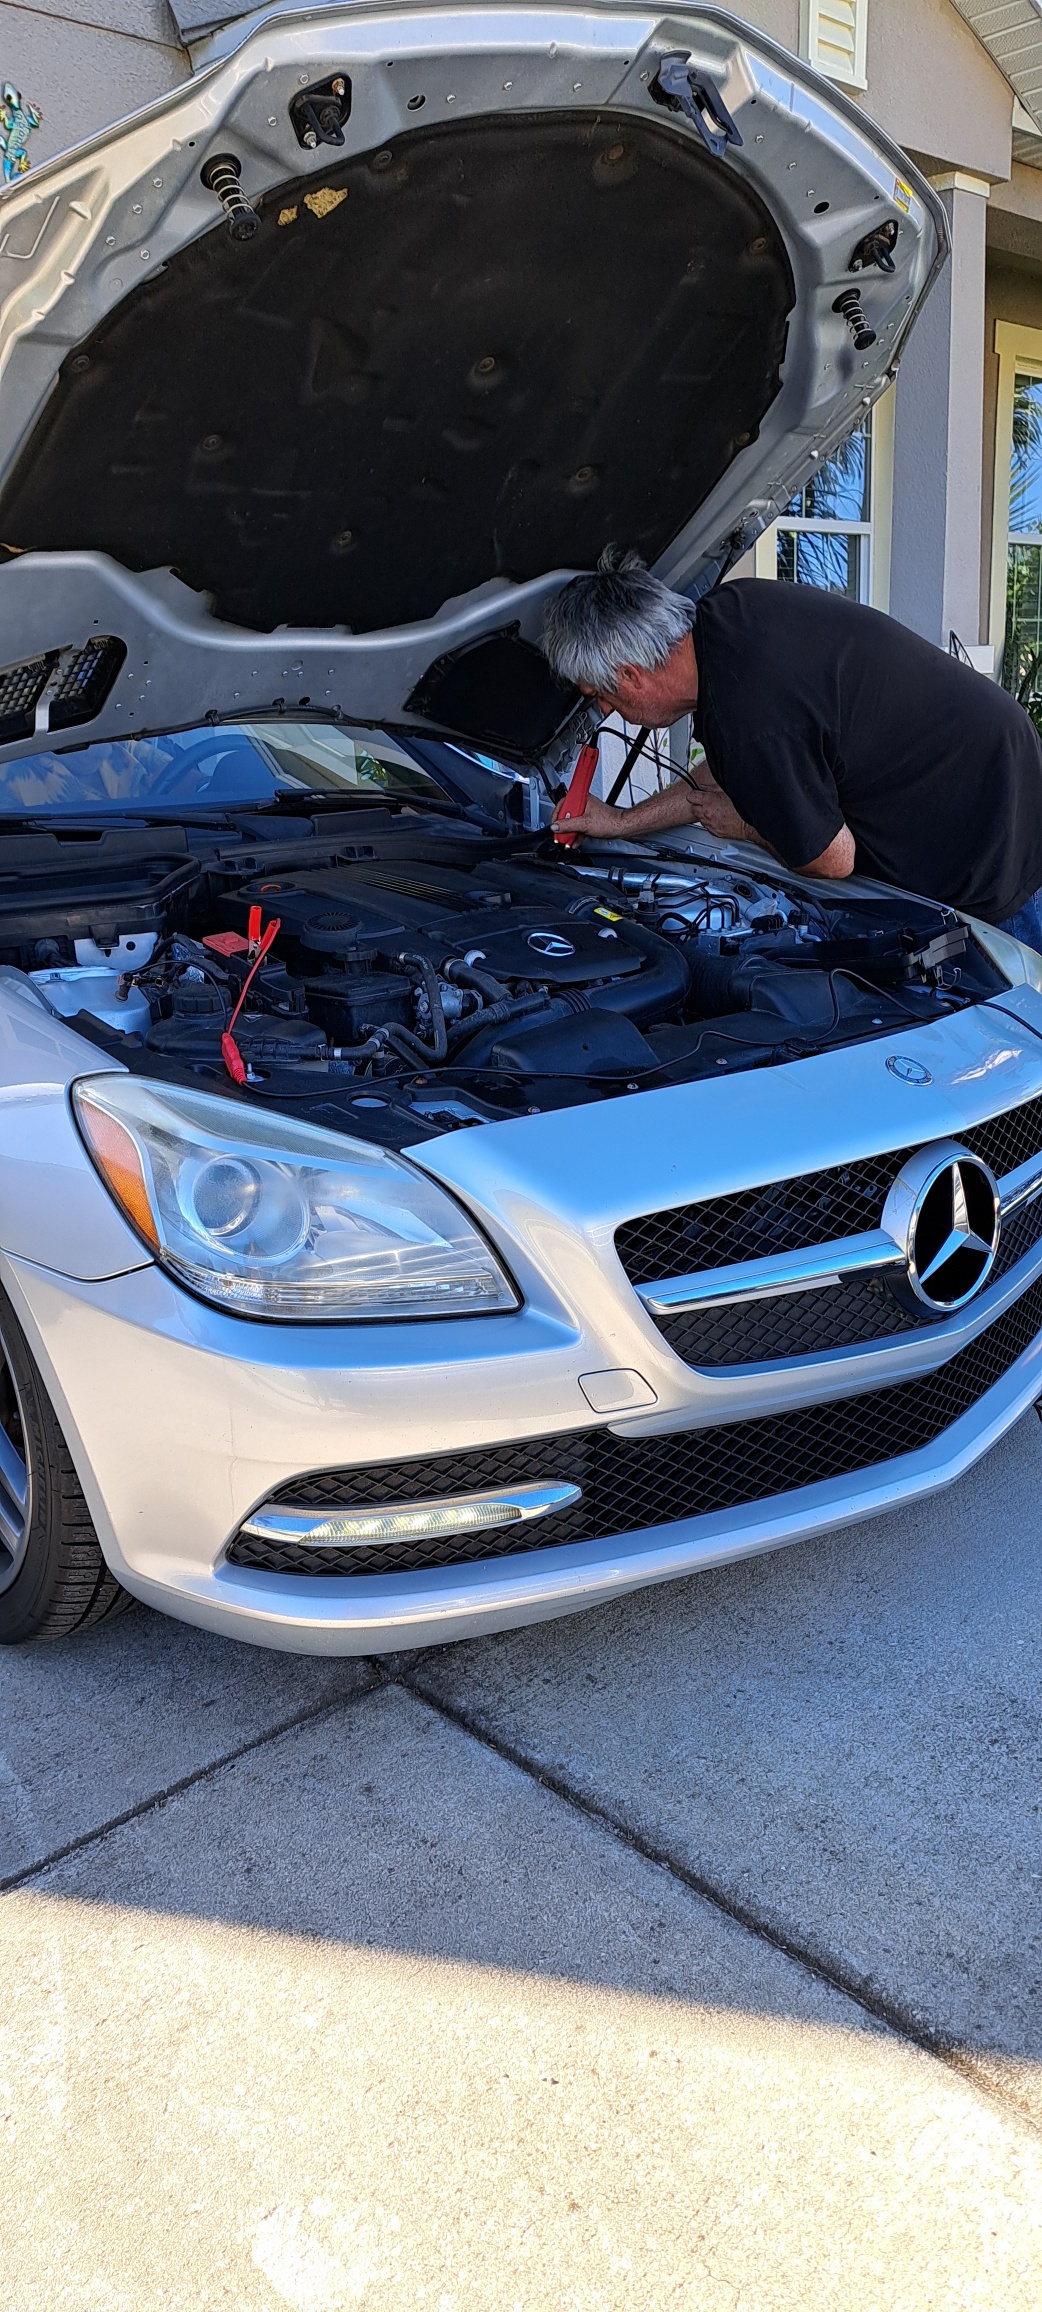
[0,1,1036,1656]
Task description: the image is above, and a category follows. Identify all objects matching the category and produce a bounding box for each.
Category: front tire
[0,1285,132,1643]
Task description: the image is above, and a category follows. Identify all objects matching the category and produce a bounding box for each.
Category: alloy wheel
[0,1327,31,1592]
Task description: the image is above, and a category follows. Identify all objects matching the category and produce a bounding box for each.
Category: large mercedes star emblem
[882,1141,1001,1316]
[526,930,575,959]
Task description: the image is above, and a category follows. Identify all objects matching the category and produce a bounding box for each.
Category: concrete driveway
[3,1412,1042,2309]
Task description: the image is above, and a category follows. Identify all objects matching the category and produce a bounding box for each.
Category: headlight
[966,915,1042,995]
[72,1076,519,1322]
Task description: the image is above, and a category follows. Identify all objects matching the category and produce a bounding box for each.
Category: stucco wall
[0,2,187,164]
[724,0,1013,180]
[859,0,1011,180]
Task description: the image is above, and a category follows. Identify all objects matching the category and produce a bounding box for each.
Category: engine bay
[0,797,1008,1149]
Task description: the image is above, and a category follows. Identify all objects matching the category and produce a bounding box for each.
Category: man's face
[582,665,670,722]
[580,635,698,726]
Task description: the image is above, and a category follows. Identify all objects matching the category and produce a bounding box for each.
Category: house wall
[0,3,186,162]
[860,0,1012,181]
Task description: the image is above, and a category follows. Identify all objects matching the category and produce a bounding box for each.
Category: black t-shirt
[691,581,1042,922]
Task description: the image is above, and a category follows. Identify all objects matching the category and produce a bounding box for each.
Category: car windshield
[0,722,450,814]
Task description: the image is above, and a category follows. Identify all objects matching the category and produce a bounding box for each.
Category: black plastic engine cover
[490,1007,657,1076]
[442,919,643,985]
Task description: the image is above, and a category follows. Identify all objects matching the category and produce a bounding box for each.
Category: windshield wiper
[245,788,466,819]
[0,808,244,830]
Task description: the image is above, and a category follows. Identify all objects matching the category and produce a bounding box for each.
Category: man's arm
[554,772,856,878]
[803,825,855,878]
[551,781,700,842]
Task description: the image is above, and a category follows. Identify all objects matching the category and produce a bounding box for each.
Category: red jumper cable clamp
[221,916,281,1084]
[553,741,599,847]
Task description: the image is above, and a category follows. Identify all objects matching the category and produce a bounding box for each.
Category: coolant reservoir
[29,965,152,1037]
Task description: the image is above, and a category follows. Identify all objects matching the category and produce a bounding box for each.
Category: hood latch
[649,56,743,160]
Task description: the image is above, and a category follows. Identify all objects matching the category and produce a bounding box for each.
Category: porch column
[888,170,990,654]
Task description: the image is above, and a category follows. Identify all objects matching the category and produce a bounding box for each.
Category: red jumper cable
[552,740,599,847]
[221,916,281,1084]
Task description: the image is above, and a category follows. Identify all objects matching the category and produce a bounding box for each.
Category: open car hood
[0,2,945,764]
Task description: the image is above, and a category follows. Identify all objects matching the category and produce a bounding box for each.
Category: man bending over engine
[541,548,1042,954]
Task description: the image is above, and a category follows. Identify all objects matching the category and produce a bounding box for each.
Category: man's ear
[611,662,648,708]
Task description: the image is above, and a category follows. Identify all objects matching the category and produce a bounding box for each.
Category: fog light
[240,1480,582,1550]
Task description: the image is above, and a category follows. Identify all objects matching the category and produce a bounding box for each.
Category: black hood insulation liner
[0,111,794,639]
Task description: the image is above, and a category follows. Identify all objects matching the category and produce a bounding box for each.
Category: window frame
[752,389,894,610]
[989,319,1042,670]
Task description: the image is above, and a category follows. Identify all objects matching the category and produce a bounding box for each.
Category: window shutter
[799,0,868,90]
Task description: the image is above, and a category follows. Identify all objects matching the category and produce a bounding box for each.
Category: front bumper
[8,1001,1042,1655]
[6,1236,1042,1654]
[6,1220,1042,1655]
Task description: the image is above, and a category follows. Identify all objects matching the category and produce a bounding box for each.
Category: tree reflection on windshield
[0,722,446,813]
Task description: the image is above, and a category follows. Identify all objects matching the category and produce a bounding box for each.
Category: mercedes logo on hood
[882,1141,1001,1316]
[526,930,575,959]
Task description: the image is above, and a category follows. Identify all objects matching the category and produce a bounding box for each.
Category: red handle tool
[553,741,599,846]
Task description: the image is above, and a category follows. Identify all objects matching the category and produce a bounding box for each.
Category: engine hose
[367,1021,442,1067]
[328,1035,385,1061]
[583,917,690,1027]
[442,958,511,1004]
[398,951,448,1061]
[447,990,551,1056]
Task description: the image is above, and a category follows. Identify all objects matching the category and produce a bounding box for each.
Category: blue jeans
[998,887,1042,958]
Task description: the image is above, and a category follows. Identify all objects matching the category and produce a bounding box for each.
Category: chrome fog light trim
[240,1480,582,1550]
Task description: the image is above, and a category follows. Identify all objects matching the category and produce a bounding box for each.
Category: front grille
[660,1190,1042,1368]
[615,1095,1042,1286]
[614,1092,1042,1368]
[226,1270,1042,1577]
[658,1275,922,1367]
[964,1097,1042,1181]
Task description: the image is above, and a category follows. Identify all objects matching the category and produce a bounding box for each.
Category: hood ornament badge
[883,1143,1001,1315]
[886,1055,932,1085]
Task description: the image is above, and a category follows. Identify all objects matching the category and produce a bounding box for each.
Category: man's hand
[683,770,754,843]
[551,794,630,843]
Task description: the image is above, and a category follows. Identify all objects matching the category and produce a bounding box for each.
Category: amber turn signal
[75,1092,160,1250]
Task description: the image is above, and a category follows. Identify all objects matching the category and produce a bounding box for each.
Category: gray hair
[542,545,695,692]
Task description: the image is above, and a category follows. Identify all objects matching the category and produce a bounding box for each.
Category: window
[989,323,1042,700]
[799,0,868,90]
[1002,373,1042,701]
[775,423,872,601]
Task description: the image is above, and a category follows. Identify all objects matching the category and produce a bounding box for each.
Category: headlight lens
[73,1076,519,1322]
[965,915,1042,994]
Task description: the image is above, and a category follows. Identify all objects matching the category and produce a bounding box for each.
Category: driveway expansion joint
[0,1674,378,1894]
[391,1663,1042,2136]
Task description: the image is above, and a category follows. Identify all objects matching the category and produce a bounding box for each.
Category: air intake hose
[581,918,689,1028]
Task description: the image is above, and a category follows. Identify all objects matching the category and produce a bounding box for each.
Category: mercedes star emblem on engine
[526,930,576,959]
